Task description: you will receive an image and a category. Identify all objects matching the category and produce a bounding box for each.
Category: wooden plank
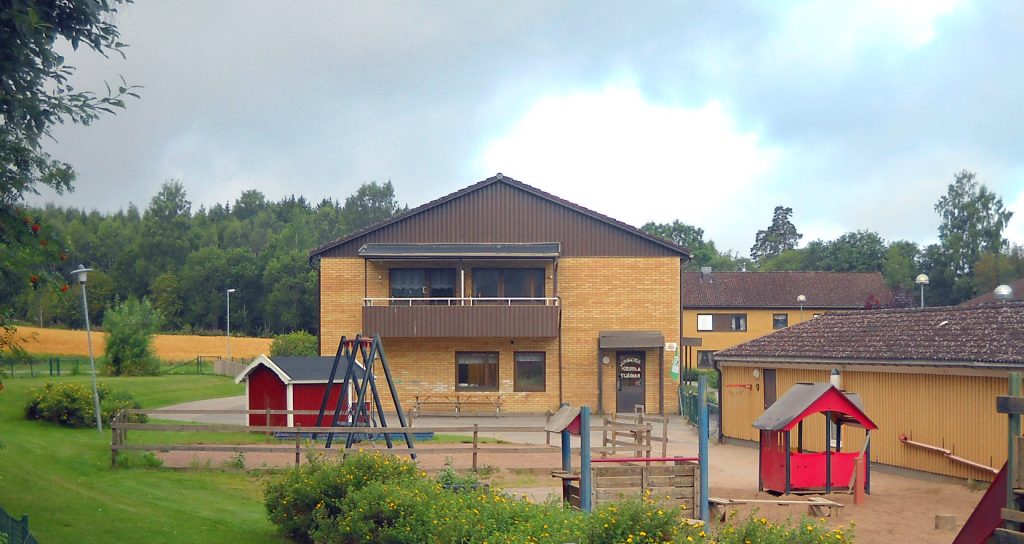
[596,488,644,501]
[593,466,644,476]
[998,396,1024,415]
[1003,509,1024,524]
[995,528,1024,544]
[594,477,644,489]
[648,465,696,476]
[648,476,694,487]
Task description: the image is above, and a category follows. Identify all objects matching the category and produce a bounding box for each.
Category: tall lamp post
[226,288,236,360]
[915,274,929,308]
[72,265,103,433]
[797,294,806,322]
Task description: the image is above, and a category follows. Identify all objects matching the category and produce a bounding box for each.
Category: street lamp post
[226,288,236,360]
[915,274,929,308]
[72,265,103,433]
[797,294,807,322]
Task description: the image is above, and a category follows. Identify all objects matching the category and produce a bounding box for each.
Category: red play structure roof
[752,382,877,432]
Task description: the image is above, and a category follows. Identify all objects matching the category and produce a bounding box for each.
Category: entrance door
[616,351,645,413]
[763,368,777,409]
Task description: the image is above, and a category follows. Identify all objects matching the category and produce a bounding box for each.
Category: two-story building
[309,174,690,415]
[681,270,892,369]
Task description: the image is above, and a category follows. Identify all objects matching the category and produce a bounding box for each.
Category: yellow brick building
[680,271,891,370]
[311,175,690,415]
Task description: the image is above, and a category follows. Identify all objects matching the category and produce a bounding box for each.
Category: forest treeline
[6,171,1022,337]
[4,181,405,336]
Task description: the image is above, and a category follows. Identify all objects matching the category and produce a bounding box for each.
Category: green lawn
[0,374,284,543]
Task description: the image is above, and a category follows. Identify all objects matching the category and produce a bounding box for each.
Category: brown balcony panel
[363,305,558,338]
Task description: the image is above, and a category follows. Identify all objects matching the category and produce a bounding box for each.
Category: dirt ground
[158,438,982,544]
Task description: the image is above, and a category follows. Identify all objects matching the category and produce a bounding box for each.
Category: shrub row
[24,382,146,428]
[264,452,854,544]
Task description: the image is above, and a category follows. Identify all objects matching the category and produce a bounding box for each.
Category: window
[514,352,545,392]
[473,268,544,302]
[390,268,456,303]
[697,313,747,332]
[697,350,715,369]
[456,352,498,391]
[772,313,789,329]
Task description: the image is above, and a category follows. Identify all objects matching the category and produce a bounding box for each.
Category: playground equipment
[753,382,876,495]
[899,433,999,476]
[954,371,1024,543]
[547,375,712,522]
[313,334,415,457]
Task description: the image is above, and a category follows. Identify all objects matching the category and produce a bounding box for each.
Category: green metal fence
[0,505,38,544]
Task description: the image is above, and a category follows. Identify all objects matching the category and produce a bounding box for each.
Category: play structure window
[773,313,789,329]
[472,268,544,301]
[456,352,498,390]
[514,352,546,392]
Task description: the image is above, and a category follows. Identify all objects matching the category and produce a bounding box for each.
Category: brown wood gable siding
[317,181,681,258]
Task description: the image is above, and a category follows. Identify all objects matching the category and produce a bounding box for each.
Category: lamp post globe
[797,294,806,322]
[915,274,929,308]
[72,265,103,432]
[995,284,1014,302]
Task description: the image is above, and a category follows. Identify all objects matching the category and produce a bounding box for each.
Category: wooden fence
[110,408,658,472]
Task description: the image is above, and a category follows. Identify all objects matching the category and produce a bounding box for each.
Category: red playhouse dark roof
[753,382,877,432]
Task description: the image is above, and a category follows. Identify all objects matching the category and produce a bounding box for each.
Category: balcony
[362,297,560,338]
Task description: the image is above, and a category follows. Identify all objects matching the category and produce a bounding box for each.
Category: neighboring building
[714,302,1024,481]
[960,278,1024,306]
[309,174,690,415]
[681,271,891,369]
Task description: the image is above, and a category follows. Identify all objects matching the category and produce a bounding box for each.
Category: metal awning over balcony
[358,242,561,259]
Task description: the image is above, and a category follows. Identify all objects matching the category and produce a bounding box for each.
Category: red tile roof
[716,302,1024,366]
[683,271,891,309]
[960,278,1024,306]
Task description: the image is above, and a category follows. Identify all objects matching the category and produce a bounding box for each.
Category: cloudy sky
[35,0,1024,255]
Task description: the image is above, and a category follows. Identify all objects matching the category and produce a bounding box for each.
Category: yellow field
[13,326,273,361]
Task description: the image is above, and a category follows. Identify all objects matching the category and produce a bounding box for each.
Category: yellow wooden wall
[721,364,1007,481]
[683,308,817,353]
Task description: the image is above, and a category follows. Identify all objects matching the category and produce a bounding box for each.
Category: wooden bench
[412,395,502,417]
[708,496,843,522]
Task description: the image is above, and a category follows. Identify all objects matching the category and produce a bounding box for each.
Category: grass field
[12,325,272,361]
[0,374,284,543]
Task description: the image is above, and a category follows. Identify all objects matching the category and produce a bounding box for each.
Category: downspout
[678,255,691,415]
[555,257,563,406]
[309,255,322,355]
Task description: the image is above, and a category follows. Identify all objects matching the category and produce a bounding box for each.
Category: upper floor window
[772,313,789,329]
[696,313,748,332]
[390,268,456,302]
[473,268,544,300]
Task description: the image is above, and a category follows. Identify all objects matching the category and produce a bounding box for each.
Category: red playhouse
[235,355,366,427]
[753,382,877,495]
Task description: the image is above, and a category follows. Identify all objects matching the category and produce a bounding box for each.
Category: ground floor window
[697,350,715,369]
[514,352,545,392]
[456,352,498,391]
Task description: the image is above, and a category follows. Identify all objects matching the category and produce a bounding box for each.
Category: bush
[24,382,146,428]
[270,331,318,357]
[265,453,855,544]
[104,297,162,375]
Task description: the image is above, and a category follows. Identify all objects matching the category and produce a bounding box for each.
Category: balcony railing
[362,297,560,338]
[363,297,559,306]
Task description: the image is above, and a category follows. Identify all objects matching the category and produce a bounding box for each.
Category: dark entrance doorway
[616,351,645,413]
[763,368,777,409]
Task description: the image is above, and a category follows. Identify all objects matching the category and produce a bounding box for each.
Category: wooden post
[853,456,866,505]
[111,410,119,468]
[545,410,552,446]
[662,416,669,460]
[472,424,479,472]
[295,427,301,467]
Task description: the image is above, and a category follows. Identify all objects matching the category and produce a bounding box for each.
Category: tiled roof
[716,302,1024,365]
[960,278,1024,306]
[682,271,891,309]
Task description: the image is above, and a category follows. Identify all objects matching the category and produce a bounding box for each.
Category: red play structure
[754,382,877,495]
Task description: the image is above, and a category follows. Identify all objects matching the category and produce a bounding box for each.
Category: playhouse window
[456,352,498,391]
[772,313,789,329]
[514,352,545,392]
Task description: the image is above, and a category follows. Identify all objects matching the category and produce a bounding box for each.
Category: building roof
[682,271,891,309]
[235,355,367,384]
[752,383,877,431]
[960,278,1024,306]
[309,174,690,259]
[358,242,561,259]
[716,302,1024,366]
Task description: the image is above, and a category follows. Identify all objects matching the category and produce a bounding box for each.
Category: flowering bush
[264,452,855,544]
[24,382,145,428]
